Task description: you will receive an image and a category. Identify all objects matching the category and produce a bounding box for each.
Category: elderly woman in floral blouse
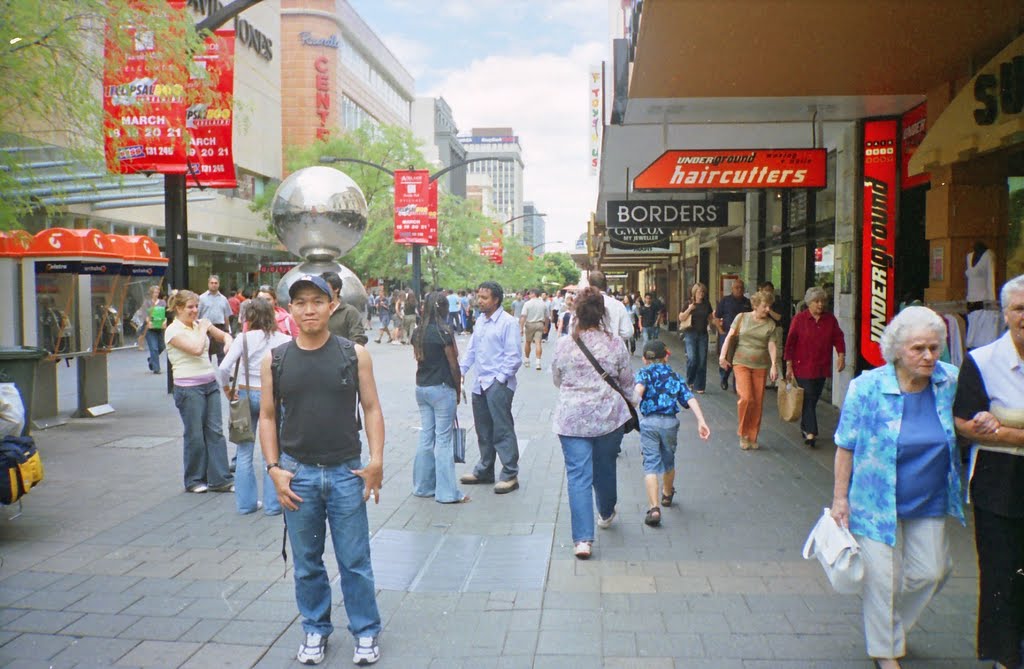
[832,306,964,669]
[552,287,635,560]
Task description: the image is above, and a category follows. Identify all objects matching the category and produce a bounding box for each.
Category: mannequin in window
[965,241,996,309]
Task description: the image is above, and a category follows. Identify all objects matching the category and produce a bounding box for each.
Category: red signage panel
[102,1,189,174]
[393,170,437,246]
[480,228,503,265]
[187,29,236,188]
[900,102,929,190]
[860,119,898,368]
[633,149,827,190]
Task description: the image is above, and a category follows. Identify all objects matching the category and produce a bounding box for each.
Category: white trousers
[856,517,952,659]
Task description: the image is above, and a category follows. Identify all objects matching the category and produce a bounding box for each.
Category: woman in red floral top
[784,286,846,448]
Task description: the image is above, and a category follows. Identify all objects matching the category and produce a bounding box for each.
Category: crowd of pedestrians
[138,268,1024,669]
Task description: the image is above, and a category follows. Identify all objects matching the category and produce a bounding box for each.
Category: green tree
[0,0,206,229]
[538,251,581,289]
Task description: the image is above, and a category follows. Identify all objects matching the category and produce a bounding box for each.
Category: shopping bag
[453,415,466,464]
[777,381,804,422]
[802,508,863,594]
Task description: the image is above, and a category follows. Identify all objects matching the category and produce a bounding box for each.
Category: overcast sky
[348,0,611,253]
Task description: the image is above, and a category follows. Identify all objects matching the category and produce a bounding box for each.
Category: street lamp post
[530,240,563,255]
[319,155,513,298]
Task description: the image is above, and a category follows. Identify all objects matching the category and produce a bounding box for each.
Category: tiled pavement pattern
[0,330,987,668]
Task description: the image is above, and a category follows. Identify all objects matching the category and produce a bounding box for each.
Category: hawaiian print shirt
[834,360,965,546]
[635,363,694,416]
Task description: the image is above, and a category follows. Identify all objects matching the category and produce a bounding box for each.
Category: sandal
[644,507,661,526]
[661,489,675,507]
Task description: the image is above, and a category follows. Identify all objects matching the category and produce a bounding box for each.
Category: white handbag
[802,507,864,594]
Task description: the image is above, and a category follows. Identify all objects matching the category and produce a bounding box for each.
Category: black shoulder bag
[573,335,640,433]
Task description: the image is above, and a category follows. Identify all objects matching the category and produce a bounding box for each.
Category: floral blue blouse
[834,361,965,546]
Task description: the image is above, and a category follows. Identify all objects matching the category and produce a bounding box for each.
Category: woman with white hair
[953,274,1024,669]
[784,286,846,447]
[832,306,965,669]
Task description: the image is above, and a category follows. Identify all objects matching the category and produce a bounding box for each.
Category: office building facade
[412,97,467,197]
[460,128,524,233]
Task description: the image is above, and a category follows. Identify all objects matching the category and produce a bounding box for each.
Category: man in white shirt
[519,289,549,370]
[588,271,634,345]
[199,274,232,363]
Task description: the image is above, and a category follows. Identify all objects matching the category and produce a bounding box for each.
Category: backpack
[270,336,362,434]
[0,435,44,505]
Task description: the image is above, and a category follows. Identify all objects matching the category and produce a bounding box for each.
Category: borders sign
[606,200,725,229]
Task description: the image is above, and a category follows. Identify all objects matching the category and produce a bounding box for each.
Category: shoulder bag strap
[573,335,637,411]
[242,332,250,389]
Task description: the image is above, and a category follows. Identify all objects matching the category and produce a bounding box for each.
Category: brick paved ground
[0,330,986,668]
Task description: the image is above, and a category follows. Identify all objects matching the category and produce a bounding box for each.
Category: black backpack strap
[270,340,295,433]
[333,336,362,431]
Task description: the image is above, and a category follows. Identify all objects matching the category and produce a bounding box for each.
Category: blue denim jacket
[834,360,965,546]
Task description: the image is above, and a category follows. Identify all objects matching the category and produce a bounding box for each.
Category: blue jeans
[559,427,624,543]
[172,380,232,490]
[145,329,165,372]
[643,326,660,343]
[639,414,679,474]
[470,381,519,481]
[234,390,281,515]
[413,384,463,503]
[280,452,381,641]
[683,330,708,392]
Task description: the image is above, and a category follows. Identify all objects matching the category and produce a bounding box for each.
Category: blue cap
[288,274,333,299]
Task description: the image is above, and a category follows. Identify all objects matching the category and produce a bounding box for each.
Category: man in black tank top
[259,275,385,666]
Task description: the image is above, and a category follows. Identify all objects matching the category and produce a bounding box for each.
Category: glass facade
[337,35,412,122]
[342,95,379,132]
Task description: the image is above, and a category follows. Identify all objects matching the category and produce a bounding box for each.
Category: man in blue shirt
[713,279,752,391]
[446,290,462,333]
[459,281,523,494]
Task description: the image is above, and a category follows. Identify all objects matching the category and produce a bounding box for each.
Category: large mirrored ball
[271,166,368,260]
[276,260,367,314]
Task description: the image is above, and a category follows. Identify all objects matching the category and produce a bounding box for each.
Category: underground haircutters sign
[633,149,827,190]
[860,119,898,368]
[606,200,725,229]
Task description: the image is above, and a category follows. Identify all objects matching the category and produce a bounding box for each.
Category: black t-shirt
[953,355,1024,518]
[687,300,714,332]
[415,324,455,388]
[404,300,417,316]
[639,304,659,327]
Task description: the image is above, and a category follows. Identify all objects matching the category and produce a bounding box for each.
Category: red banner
[900,102,929,190]
[633,149,827,190]
[187,29,236,188]
[393,170,437,246]
[860,119,898,368]
[480,228,503,265]
[103,1,189,174]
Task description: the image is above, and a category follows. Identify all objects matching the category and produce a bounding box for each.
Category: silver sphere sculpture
[271,166,368,260]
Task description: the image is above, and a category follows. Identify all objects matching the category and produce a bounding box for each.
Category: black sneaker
[720,380,728,390]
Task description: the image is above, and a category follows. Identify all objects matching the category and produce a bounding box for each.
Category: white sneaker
[597,510,616,529]
[352,636,379,665]
[535,360,542,370]
[297,632,327,665]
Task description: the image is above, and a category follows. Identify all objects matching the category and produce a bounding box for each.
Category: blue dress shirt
[460,308,522,394]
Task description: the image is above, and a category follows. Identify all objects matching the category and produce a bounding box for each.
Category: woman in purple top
[551,287,635,560]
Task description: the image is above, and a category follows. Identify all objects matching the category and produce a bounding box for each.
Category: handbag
[678,305,693,332]
[573,335,640,433]
[228,334,255,443]
[453,413,466,464]
[802,507,864,594]
[723,312,745,364]
[777,381,804,422]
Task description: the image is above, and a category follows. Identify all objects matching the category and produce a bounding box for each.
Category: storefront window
[1008,176,1024,280]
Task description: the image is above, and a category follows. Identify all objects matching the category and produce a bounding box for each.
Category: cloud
[378,33,434,81]
[427,41,606,252]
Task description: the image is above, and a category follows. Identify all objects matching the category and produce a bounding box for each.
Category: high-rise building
[412,97,467,197]
[465,173,496,219]
[522,202,546,254]
[459,128,524,234]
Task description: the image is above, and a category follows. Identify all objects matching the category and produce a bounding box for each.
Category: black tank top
[277,338,360,465]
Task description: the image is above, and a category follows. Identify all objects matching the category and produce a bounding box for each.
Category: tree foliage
[0,0,204,230]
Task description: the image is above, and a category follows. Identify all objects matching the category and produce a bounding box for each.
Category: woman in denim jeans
[165,290,234,494]
[411,292,468,503]
[677,282,714,394]
[218,298,291,514]
[551,288,634,560]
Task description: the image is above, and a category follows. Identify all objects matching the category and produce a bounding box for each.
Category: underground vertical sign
[860,119,898,368]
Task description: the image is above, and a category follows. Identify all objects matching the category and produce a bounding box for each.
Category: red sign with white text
[102,1,189,174]
[900,103,929,190]
[634,149,827,190]
[187,29,236,188]
[860,119,898,368]
[394,170,437,246]
[481,228,503,265]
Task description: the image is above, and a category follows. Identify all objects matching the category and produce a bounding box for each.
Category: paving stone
[4,609,84,634]
[212,619,291,645]
[118,616,199,641]
[50,636,138,666]
[178,642,265,668]
[115,640,201,667]
[121,595,193,617]
[65,592,142,615]
[0,632,75,660]
[60,612,141,637]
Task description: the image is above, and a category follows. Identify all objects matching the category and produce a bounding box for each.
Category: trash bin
[0,347,48,436]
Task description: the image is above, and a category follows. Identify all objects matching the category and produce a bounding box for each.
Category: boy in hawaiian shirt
[634,340,711,526]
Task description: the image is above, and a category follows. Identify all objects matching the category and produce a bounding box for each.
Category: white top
[603,293,635,340]
[165,320,215,380]
[217,329,292,388]
[521,298,548,323]
[965,249,996,302]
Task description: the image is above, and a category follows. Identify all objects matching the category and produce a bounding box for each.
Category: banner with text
[606,200,726,229]
[608,227,671,251]
[187,29,236,188]
[393,170,437,246]
[589,66,601,175]
[633,149,827,190]
[481,228,503,265]
[900,102,929,190]
[860,119,898,368]
[103,1,189,174]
